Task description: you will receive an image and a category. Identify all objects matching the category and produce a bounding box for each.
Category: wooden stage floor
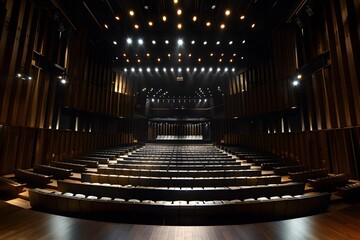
[1,200,360,240]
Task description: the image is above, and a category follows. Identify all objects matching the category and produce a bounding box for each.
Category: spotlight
[127,38,132,44]
[292,80,300,86]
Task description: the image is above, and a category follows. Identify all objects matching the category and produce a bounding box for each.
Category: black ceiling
[52,0,301,97]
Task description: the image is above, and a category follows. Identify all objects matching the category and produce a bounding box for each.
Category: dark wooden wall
[218,0,360,179]
[0,0,138,174]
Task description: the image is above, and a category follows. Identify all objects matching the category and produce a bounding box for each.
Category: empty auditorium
[1,0,360,239]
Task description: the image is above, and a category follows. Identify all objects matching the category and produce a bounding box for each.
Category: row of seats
[14,169,52,187]
[273,165,308,175]
[28,188,331,225]
[117,159,239,166]
[288,168,329,182]
[82,172,281,187]
[50,161,87,173]
[308,174,348,190]
[110,163,250,171]
[97,168,262,178]
[33,164,72,179]
[58,180,305,201]
[336,182,360,201]
[0,176,25,197]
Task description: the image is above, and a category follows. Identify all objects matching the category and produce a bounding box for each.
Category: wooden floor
[1,200,360,240]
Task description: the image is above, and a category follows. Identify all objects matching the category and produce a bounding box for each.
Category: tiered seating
[28,188,331,225]
[273,165,308,175]
[27,144,334,224]
[50,161,87,173]
[15,169,52,187]
[156,135,203,140]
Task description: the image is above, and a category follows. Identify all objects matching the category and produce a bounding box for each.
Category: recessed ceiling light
[177,23,182,29]
[230,59,233,62]
[178,53,182,57]
[146,53,150,57]
[178,58,181,62]
[104,24,109,29]
[129,10,134,16]
[148,21,153,26]
[174,0,178,3]
[233,53,236,56]
[178,68,182,73]
[152,40,156,44]
[251,23,256,28]
[131,67,135,72]
[126,59,130,62]
[229,41,233,45]
[194,67,197,71]
[137,59,141,63]
[163,67,167,72]
[188,53,192,57]
[221,53,224,56]
[168,53,171,57]
[232,68,235,72]
[217,67,221,72]
[157,58,161,62]
[220,24,225,29]
[155,68,159,72]
[206,21,211,27]
[138,38,143,45]
[242,40,246,44]
[139,68,143,72]
[203,41,207,45]
[186,67,190,72]
[240,15,245,20]
[210,53,214,56]
[219,59,222,62]
[124,68,127,72]
[241,56,244,59]
[201,67,205,72]
[225,10,230,16]
[115,16,120,20]
[113,41,117,45]
[198,58,201,62]
[177,9,182,15]
[162,15,167,22]
[216,41,220,45]
[224,67,228,72]
[126,38,132,44]
[171,68,174,72]
[191,40,195,44]
[209,67,213,72]
[134,24,139,29]
[147,67,151,72]
[123,53,126,57]
[193,16,197,22]
[211,5,216,9]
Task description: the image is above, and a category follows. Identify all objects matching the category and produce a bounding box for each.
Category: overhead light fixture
[174,0,178,3]
[177,23,182,29]
[217,67,221,72]
[115,16,120,20]
[188,53,192,57]
[210,53,214,56]
[138,39,144,45]
[144,5,149,10]
[178,58,181,62]
[297,74,302,79]
[171,68,174,72]
[251,23,256,28]
[126,59,130,62]
[211,5,216,9]
[225,10,230,16]
[201,67,205,72]
[146,53,150,57]
[206,21,211,27]
[241,56,244,59]
[220,24,225,29]
[194,67,197,71]
[134,24,139,29]
[162,15,167,22]
[131,67,135,72]
[216,41,220,45]
[148,21,153,26]
[61,79,66,84]
[198,58,201,62]
[193,16,197,22]
[104,24,109,29]
[233,53,236,56]
[178,68,182,73]
[163,67,167,72]
[127,38,132,44]
[203,41,207,45]
[139,68,143,72]
[147,67,151,72]
[178,53,182,57]
[225,67,228,72]
[229,41,233,45]
[123,53,126,57]
[155,67,159,72]
[209,67,213,72]
[129,10,134,16]
[124,68,127,72]
[240,15,245,20]
[292,80,300,86]
[186,67,190,72]
[113,41,117,45]
[177,9,182,15]
[232,68,235,72]
[137,59,141,63]
[229,59,233,62]
[152,40,156,44]
[191,40,195,44]
[219,59,222,62]
[165,40,169,44]
[157,58,161,62]
[167,53,171,57]
[242,40,246,44]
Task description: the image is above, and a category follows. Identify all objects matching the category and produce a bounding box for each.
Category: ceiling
[52,0,301,98]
